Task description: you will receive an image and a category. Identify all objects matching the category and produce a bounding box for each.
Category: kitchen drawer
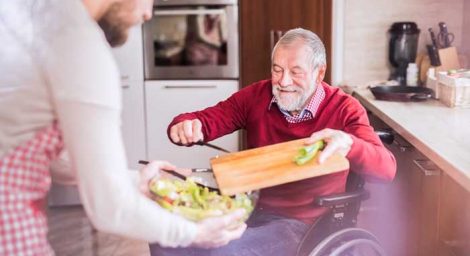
[438,173,470,256]
[145,80,239,168]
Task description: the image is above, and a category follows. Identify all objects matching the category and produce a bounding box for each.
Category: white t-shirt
[0,0,197,247]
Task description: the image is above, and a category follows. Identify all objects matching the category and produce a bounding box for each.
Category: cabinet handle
[276,30,283,40]
[121,75,130,80]
[270,30,284,50]
[163,85,217,89]
[270,30,275,50]
[121,84,130,89]
[413,159,441,176]
[392,139,412,152]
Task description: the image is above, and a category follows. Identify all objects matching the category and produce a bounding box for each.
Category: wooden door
[239,0,332,87]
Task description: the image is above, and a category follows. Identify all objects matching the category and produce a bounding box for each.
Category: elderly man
[150,28,396,256]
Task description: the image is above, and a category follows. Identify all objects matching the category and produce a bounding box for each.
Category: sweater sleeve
[168,87,249,143]
[342,98,396,182]
[41,18,198,246]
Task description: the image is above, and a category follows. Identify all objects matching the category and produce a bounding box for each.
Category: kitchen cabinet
[352,88,470,256]
[239,0,332,87]
[145,80,239,168]
[438,173,470,256]
[112,26,146,170]
[358,113,441,256]
[120,80,146,170]
[112,26,144,82]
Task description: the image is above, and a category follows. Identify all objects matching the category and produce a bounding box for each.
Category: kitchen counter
[353,88,470,192]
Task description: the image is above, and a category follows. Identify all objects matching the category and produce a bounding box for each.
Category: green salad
[149,178,254,221]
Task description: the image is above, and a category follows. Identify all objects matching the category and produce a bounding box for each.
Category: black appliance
[388,22,420,85]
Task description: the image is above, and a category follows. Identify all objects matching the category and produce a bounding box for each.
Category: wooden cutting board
[210,138,350,195]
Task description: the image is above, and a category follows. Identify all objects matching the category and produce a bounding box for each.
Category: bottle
[406,63,419,86]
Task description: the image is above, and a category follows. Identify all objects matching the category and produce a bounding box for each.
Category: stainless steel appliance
[143,0,239,80]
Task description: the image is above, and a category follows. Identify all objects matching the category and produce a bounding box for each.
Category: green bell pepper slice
[293,140,325,165]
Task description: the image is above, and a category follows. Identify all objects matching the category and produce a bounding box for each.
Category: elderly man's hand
[169,119,204,145]
[306,128,353,163]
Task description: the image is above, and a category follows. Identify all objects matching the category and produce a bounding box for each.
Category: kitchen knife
[195,141,231,154]
[428,28,439,49]
[427,28,441,66]
[138,160,212,173]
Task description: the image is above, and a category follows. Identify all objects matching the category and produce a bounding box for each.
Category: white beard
[272,84,316,112]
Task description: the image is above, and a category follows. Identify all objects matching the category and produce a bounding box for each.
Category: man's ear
[316,65,327,84]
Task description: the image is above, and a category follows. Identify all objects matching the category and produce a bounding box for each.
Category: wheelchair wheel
[308,228,386,256]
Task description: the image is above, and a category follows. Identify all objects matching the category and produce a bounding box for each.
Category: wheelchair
[296,131,393,256]
[295,172,386,256]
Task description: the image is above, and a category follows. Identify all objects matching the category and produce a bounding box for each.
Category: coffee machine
[388,22,420,85]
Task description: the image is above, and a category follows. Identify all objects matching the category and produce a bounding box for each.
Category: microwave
[143,0,239,80]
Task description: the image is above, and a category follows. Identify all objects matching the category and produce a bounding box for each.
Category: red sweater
[169,80,396,223]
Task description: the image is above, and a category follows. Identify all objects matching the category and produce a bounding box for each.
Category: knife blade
[138,160,213,173]
[195,141,232,154]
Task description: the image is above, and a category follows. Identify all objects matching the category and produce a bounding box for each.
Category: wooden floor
[47,206,150,256]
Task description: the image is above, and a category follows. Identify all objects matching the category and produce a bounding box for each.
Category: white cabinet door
[112,26,144,82]
[145,80,239,168]
[112,25,146,170]
[121,80,146,170]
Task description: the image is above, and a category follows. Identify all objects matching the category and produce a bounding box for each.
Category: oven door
[143,4,239,80]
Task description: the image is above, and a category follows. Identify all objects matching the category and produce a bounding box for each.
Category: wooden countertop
[353,88,470,192]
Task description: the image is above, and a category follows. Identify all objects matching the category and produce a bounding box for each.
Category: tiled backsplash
[341,0,467,86]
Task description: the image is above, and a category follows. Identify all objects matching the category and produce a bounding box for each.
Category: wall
[338,0,466,86]
[463,1,470,58]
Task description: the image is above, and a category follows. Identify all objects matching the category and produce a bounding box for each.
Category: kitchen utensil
[195,141,231,154]
[427,28,441,66]
[426,44,441,66]
[370,86,434,102]
[210,138,350,195]
[138,160,220,192]
[437,22,454,48]
[428,28,439,48]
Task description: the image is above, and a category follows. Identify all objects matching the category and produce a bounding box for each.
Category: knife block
[419,47,462,84]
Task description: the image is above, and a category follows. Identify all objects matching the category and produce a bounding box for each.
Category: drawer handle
[163,85,217,89]
[413,159,441,176]
[121,84,130,89]
[392,139,413,152]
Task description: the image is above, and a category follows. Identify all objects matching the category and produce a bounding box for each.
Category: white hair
[271,28,326,69]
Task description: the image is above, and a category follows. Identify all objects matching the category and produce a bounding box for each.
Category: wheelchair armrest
[375,129,394,145]
[314,188,370,207]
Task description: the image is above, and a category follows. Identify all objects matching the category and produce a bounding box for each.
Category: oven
[143,0,239,80]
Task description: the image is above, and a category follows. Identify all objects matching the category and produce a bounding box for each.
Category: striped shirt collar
[269,83,326,123]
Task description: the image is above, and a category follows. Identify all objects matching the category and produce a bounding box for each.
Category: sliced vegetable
[149,178,254,222]
[293,140,325,165]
